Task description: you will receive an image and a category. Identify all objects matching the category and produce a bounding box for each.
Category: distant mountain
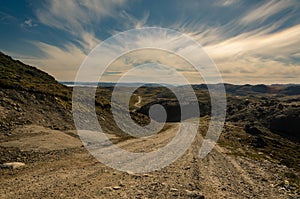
[61,80,300,96]
[281,86,300,95]
[192,83,300,96]
[60,81,174,88]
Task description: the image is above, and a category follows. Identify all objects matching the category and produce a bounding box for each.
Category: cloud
[24,19,34,27]
[28,0,140,80]
[204,24,300,60]
[240,0,296,24]
[164,4,300,84]
[16,0,299,84]
[36,0,126,32]
[76,32,101,54]
[214,0,240,7]
[23,42,86,81]
[201,23,300,84]
[76,28,225,84]
[0,11,18,24]
[21,19,38,28]
[219,56,300,84]
[35,0,126,51]
[25,22,300,83]
[119,11,150,29]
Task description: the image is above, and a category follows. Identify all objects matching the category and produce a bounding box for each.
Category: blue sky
[0,0,299,84]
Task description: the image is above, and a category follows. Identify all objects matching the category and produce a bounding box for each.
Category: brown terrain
[0,52,299,198]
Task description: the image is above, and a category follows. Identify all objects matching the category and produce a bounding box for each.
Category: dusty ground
[0,123,298,198]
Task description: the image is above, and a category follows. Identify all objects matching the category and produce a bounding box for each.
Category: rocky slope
[0,52,74,134]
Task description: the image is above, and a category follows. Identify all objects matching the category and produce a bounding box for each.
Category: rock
[270,111,300,137]
[251,137,268,148]
[1,162,25,169]
[244,124,262,135]
[119,181,125,187]
[170,188,178,192]
[112,186,121,190]
[185,190,205,198]
[283,180,289,188]
[138,100,201,122]
[125,171,135,175]
[101,187,113,194]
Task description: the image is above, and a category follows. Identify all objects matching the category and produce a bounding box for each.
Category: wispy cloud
[120,11,150,29]
[21,18,38,29]
[161,0,300,83]
[36,0,126,32]
[204,24,300,60]
[24,0,130,80]
[24,19,35,27]
[201,23,300,84]
[0,11,19,25]
[240,0,296,24]
[24,42,86,81]
[14,0,300,84]
[35,0,126,51]
[214,0,240,7]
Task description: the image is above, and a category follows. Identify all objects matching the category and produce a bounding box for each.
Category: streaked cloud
[214,0,240,7]
[240,0,296,24]
[1,0,299,84]
[204,24,300,60]
[24,42,86,81]
[35,0,126,51]
[36,0,126,32]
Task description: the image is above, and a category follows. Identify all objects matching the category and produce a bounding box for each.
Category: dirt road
[0,123,298,198]
[133,95,142,108]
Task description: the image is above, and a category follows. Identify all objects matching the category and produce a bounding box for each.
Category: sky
[0,0,299,84]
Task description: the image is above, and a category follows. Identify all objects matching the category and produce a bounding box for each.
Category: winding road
[133,95,142,108]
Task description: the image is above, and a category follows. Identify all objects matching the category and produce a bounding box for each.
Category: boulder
[270,112,300,137]
[1,162,25,169]
[244,124,262,135]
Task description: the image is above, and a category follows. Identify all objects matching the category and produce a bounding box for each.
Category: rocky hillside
[0,52,74,134]
[135,86,300,171]
[0,52,148,137]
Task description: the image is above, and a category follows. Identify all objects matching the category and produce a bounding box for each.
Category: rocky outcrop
[0,162,25,169]
[270,110,300,138]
